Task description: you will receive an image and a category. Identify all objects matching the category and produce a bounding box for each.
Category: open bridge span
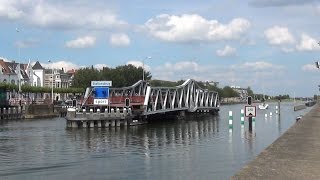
[109,79,220,116]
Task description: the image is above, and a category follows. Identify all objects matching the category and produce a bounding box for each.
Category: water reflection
[66,114,221,153]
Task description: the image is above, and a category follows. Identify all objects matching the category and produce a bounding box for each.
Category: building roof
[0,59,29,80]
[32,61,44,70]
[0,59,11,74]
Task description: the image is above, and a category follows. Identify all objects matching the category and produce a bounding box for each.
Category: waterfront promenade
[232,103,320,180]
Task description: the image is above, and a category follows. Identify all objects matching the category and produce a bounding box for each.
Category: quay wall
[231,104,320,179]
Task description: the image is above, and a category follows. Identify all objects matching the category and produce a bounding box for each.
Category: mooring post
[278,100,281,116]
[240,109,244,124]
[229,111,233,128]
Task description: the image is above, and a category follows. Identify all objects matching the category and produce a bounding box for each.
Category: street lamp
[48,60,54,103]
[16,28,21,99]
[142,56,151,81]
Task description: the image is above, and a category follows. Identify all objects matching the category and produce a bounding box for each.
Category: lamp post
[48,60,54,103]
[16,28,21,99]
[142,56,151,81]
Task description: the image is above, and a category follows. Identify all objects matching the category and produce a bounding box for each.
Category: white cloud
[216,45,236,57]
[151,61,285,90]
[126,61,151,71]
[42,60,79,71]
[94,64,109,70]
[302,63,319,72]
[109,33,130,47]
[264,26,295,45]
[0,0,127,30]
[0,1,23,20]
[296,34,320,51]
[65,36,96,48]
[144,14,251,43]
[233,61,284,71]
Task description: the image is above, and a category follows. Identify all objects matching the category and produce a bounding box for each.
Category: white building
[32,61,44,87]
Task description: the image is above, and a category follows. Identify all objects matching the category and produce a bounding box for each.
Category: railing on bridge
[108,79,219,115]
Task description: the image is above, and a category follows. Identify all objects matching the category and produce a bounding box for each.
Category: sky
[0,0,320,97]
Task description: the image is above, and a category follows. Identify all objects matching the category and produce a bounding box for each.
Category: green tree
[247,87,254,97]
[72,66,100,88]
[221,86,239,97]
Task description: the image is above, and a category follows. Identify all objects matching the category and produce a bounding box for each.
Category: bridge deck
[231,104,320,180]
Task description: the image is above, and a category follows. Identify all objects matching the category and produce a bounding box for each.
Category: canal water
[0,102,312,179]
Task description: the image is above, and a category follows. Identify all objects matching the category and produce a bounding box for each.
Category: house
[0,59,29,88]
[32,61,44,87]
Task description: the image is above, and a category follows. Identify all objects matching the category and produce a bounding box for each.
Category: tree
[72,66,100,88]
[247,87,254,97]
[221,86,239,97]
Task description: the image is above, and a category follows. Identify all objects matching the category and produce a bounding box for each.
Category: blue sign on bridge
[94,87,109,99]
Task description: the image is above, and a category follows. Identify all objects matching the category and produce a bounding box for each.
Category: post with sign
[246,96,256,132]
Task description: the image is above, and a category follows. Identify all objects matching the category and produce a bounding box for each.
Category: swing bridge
[66,79,219,128]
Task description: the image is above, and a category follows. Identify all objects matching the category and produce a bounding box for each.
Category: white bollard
[265,114,268,118]
[229,111,233,128]
[270,112,273,116]
[240,109,244,124]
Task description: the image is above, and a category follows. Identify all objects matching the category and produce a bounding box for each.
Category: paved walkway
[231,104,320,180]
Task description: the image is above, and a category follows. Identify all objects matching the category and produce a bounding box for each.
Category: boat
[129,119,147,126]
[258,102,269,110]
[296,115,303,121]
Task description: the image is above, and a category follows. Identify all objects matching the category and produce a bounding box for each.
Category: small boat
[258,103,269,110]
[296,115,303,121]
[129,119,147,126]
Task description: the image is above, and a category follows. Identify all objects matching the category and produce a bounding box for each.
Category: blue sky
[0,0,320,97]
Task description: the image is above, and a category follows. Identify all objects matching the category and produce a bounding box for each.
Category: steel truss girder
[108,79,219,114]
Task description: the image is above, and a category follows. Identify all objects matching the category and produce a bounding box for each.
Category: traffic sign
[94,99,109,105]
[91,81,112,87]
[245,106,256,117]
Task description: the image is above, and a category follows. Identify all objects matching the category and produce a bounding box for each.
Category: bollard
[270,112,273,116]
[90,109,93,119]
[276,105,278,114]
[111,108,115,117]
[229,111,233,128]
[123,108,127,116]
[265,114,268,118]
[116,108,120,117]
[128,108,132,115]
[240,109,244,124]
[97,121,102,128]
